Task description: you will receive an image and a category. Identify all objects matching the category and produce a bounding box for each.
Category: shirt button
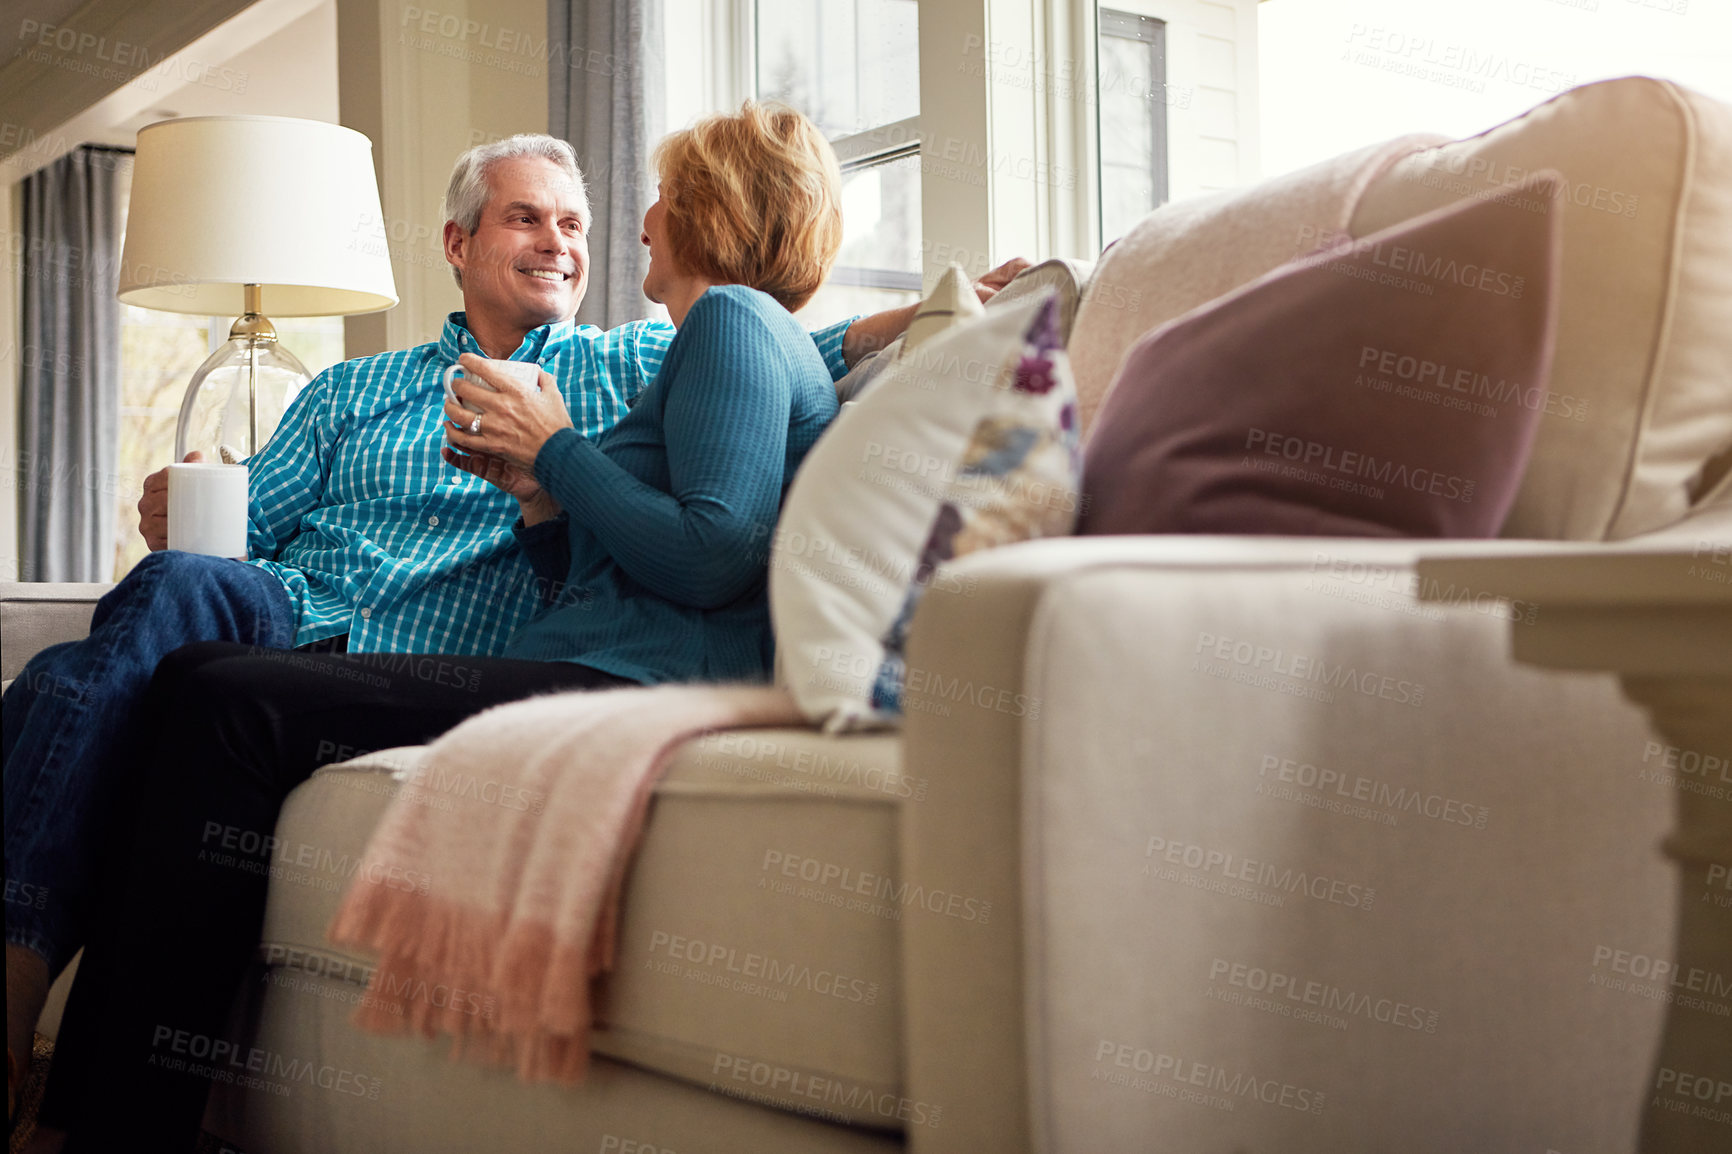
[359,608,372,620]
[428,515,440,527]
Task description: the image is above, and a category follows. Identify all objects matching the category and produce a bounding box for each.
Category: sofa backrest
[1352,77,1732,542]
[1069,132,1445,436]
[1073,77,1732,545]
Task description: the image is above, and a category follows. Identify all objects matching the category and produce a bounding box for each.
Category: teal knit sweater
[502,284,837,683]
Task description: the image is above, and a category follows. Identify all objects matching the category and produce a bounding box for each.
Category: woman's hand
[442,353,575,474]
[440,444,540,499]
[441,446,564,525]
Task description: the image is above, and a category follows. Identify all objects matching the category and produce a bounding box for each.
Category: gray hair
[443,134,591,288]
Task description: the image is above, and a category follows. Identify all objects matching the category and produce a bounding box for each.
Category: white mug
[167,462,249,558]
[442,359,543,419]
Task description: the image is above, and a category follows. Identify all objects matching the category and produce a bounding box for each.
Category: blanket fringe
[322,685,806,1086]
[330,845,607,1082]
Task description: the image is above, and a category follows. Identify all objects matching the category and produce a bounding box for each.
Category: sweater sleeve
[511,512,572,602]
[532,289,793,610]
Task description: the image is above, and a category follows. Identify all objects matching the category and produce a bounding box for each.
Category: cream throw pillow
[835,260,1096,405]
[904,263,985,350]
[835,264,983,404]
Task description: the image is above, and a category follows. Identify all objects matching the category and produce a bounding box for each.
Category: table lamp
[117,115,398,461]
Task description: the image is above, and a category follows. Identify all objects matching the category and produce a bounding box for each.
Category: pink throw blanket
[326,683,804,1083]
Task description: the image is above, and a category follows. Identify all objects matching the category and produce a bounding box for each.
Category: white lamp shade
[118,115,399,316]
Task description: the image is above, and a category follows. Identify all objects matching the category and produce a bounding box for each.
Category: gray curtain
[549,0,665,330]
[19,146,129,582]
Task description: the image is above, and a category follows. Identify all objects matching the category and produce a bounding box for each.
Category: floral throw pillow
[772,292,1082,731]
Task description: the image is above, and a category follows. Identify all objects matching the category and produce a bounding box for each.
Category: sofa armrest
[899,535,1678,1153]
[0,583,111,683]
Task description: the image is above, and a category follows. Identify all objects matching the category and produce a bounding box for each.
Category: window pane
[1101,38,1156,170]
[273,316,346,382]
[1100,167,1155,249]
[664,0,710,132]
[798,153,922,331]
[114,307,213,579]
[757,0,919,140]
[835,153,921,281]
[796,282,920,333]
[1099,11,1169,247]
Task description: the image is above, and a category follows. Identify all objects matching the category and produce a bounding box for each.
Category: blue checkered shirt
[245,310,853,654]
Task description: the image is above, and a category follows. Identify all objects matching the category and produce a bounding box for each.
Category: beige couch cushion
[1068,133,1445,434]
[256,730,915,1131]
[1351,77,1732,541]
[209,995,901,1154]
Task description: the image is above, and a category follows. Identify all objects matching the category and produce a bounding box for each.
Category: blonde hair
[653,101,843,312]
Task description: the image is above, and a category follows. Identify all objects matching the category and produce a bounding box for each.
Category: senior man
[2,129,1025,1112]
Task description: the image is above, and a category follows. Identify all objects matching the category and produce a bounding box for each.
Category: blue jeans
[2,551,296,974]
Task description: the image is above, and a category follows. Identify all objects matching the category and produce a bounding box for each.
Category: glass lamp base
[175,336,311,462]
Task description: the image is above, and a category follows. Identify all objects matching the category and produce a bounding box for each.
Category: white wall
[340,0,550,353]
[1259,0,1732,179]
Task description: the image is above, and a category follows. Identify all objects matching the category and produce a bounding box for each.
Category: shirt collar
[439,312,578,365]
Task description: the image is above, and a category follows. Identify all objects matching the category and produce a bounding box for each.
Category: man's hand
[138,450,205,550]
[840,256,1033,367]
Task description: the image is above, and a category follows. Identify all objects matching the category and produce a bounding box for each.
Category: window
[667,0,924,329]
[758,0,922,327]
[115,306,214,579]
[755,0,919,139]
[1088,1,1259,217]
[1098,9,1170,246]
[663,1,1253,287]
[802,153,923,329]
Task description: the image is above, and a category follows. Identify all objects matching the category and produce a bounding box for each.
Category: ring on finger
[468,415,482,435]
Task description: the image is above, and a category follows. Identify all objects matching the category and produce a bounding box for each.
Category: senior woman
[22,101,841,1153]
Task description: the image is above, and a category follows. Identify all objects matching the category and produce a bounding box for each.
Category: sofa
[8,75,1732,1152]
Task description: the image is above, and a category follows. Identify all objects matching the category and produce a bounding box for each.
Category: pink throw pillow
[1081,173,1563,538]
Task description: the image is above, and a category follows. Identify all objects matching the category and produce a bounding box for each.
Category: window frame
[827,113,924,294]
[750,6,926,297]
[674,1,1258,281]
[919,0,1102,279]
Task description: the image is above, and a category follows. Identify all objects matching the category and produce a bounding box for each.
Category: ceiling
[79,0,340,149]
[2,0,337,175]
[16,0,94,33]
